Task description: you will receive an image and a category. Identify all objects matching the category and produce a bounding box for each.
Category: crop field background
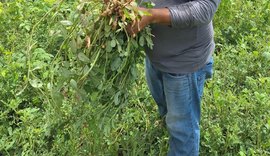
[0,0,269,155]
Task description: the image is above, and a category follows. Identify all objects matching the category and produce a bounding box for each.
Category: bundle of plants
[44,0,154,152]
[44,0,152,105]
[29,0,154,108]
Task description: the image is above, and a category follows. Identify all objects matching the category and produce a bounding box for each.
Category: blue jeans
[145,57,213,156]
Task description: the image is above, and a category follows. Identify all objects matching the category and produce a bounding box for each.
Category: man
[128,0,221,155]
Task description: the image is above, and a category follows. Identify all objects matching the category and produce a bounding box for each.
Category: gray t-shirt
[142,0,221,73]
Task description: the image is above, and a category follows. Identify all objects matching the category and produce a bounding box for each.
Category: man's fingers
[137,21,141,32]
[126,23,138,37]
[131,20,136,27]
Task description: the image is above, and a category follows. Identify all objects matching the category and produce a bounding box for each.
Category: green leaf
[52,90,64,105]
[8,127,12,135]
[9,99,21,110]
[70,79,77,89]
[78,52,90,63]
[47,83,52,90]
[0,3,2,14]
[30,79,43,88]
[5,140,15,150]
[106,40,113,52]
[262,52,270,60]
[83,65,90,75]
[70,38,77,53]
[90,92,99,102]
[110,39,116,48]
[25,25,31,31]
[60,67,72,79]
[60,20,73,26]
[105,24,111,32]
[142,2,155,8]
[131,65,138,79]
[131,38,138,49]
[145,35,153,49]
[123,9,131,20]
[117,44,122,52]
[76,36,83,49]
[239,151,246,156]
[111,57,122,71]
[139,36,145,47]
[114,91,121,105]
[33,48,53,60]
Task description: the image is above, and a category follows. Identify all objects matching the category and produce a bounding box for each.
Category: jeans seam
[188,74,196,156]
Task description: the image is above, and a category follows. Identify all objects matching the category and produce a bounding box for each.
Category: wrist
[148,9,156,24]
[148,8,171,25]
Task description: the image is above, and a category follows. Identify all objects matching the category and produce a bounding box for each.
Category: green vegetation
[0,0,269,155]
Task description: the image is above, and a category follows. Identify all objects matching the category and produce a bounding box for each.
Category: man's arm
[128,0,221,35]
[168,0,221,28]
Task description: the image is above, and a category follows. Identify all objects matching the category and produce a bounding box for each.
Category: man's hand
[127,8,171,37]
[126,8,153,37]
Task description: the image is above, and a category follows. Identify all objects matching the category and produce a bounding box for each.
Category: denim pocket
[163,72,189,92]
[166,72,187,78]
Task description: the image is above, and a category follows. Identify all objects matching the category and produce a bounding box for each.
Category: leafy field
[0,0,270,155]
